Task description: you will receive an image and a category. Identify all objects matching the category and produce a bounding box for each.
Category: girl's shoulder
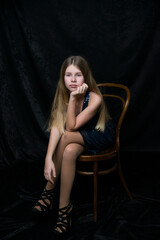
[88,91,102,106]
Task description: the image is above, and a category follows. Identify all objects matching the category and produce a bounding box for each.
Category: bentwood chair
[76,83,133,222]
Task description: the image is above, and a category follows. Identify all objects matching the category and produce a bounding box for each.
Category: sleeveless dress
[79,91,116,155]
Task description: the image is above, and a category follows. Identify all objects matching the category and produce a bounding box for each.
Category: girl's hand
[44,157,56,184]
[71,83,88,96]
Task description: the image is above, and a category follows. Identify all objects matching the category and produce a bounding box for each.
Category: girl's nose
[71,75,76,81]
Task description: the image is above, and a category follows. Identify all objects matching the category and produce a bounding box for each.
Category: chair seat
[78,146,117,162]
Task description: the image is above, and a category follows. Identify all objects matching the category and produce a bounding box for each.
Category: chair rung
[76,170,94,176]
[98,163,117,175]
[76,163,117,176]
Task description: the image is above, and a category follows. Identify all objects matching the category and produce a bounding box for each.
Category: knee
[63,145,78,161]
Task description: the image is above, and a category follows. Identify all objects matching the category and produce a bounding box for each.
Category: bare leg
[54,138,85,233]
[53,131,84,178]
[33,131,84,211]
[59,143,84,208]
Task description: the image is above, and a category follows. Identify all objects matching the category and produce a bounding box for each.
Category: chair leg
[118,152,133,200]
[93,161,98,222]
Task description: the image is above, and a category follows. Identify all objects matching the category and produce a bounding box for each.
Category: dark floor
[0,152,160,240]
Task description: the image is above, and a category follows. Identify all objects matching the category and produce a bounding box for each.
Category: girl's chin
[70,88,77,91]
[68,89,76,93]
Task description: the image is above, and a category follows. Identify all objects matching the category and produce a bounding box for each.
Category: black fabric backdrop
[0,0,160,240]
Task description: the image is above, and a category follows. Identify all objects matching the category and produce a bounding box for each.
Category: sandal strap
[34,200,50,211]
[58,200,73,214]
[54,222,68,233]
[41,188,55,197]
[40,188,54,201]
[54,201,73,233]
[34,188,55,212]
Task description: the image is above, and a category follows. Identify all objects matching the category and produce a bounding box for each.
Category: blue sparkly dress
[79,91,116,155]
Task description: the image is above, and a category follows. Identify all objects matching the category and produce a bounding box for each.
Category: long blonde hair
[47,56,111,132]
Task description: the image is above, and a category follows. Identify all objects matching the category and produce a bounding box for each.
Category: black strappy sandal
[54,200,74,236]
[32,187,55,216]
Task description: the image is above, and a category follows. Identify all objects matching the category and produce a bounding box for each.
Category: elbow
[66,128,73,132]
[66,124,77,132]
[66,127,76,132]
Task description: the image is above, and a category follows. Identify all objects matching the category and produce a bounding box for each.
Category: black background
[0,0,160,239]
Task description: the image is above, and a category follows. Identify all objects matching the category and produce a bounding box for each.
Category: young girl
[32,56,115,236]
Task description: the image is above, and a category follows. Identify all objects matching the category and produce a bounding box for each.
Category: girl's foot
[54,200,74,236]
[32,185,56,216]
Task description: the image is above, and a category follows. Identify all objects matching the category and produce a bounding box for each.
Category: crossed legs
[32,130,85,234]
[34,130,85,211]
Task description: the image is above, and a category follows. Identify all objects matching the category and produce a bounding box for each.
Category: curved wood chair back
[77,83,133,222]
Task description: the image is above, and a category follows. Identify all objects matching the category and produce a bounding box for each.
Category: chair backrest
[97,83,130,150]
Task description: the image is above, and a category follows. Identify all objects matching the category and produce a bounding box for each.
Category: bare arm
[44,126,62,184]
[66,84,102,131]
[45,126,62,160]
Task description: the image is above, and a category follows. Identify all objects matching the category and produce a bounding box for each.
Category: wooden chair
[76,83,133,222]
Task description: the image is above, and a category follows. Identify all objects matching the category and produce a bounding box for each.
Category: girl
[32,56,115,236]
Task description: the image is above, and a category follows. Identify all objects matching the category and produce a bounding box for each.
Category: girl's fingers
[77,86,80,93]
[52,167,56,178]
[48,173,54,184]
[71,83,88,96]
[44,172,48,180]
[49,180,54,184]
[82,85,85,93]
[79,86,83,94]
[83,83,88,88]
[85,84,88,90]
[79,85,86,94]
[81,83,88,93]
[45,171,53,184]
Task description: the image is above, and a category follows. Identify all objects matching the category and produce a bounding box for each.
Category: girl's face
[64,64,84,92]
